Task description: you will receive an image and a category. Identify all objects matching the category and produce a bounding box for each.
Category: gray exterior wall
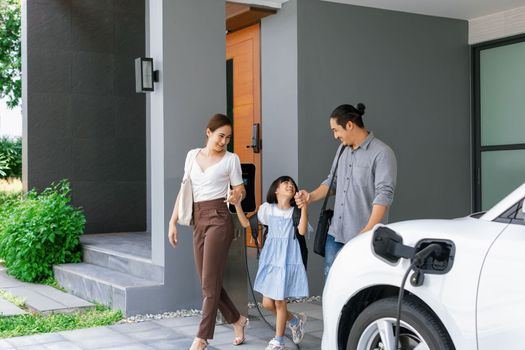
[260,0,298,192]
[161,0,227,308]
[144,0,228,310]
[23,0,146,234]
[262,0,470,296]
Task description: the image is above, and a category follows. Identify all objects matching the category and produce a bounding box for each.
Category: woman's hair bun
[356,103,366,116]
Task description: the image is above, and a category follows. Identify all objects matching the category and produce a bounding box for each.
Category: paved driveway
[0,302,323,349]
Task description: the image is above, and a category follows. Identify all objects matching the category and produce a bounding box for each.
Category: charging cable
[394,244,442,349]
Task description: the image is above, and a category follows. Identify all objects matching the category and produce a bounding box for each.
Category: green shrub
[0,180,85,282]
[0,188,21,203]
[0,136,22,179]
[0,191,21,245]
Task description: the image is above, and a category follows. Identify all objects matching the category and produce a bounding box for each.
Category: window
[495,200,525,225]
[515,201,524,224]
[473,35,525,211]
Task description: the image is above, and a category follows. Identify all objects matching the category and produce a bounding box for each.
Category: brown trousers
[193,198,240,339]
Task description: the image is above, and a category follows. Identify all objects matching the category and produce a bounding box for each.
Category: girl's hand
[295,190,310,208]
[226,188,243,205]
[298,204,309,235]
[234,202,250,228]
[168,222,178,248]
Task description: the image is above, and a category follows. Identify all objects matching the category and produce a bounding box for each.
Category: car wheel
[347,296,454,350]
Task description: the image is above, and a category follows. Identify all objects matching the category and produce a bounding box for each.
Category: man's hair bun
[356,103,366,116]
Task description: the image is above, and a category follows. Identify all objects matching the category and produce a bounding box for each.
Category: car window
[514,201,524,224]
[494,201,525,225]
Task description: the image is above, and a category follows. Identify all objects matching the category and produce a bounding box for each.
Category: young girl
[235,176,310,350]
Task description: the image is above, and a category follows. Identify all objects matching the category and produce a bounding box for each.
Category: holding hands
[294,190,310,208]
[226,187,244,205]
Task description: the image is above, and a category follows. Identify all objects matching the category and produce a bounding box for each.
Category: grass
[41,277,67,293]
[0,289,25,308]
[0,304,123,338]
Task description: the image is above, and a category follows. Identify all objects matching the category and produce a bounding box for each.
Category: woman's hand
[168,222,178,248]
[226,186,245,205]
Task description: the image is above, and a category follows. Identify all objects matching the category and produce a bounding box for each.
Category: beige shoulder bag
[178,150,199,226]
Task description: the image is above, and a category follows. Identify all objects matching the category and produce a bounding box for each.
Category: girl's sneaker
[265,338,286,350]
[288,312,307,344]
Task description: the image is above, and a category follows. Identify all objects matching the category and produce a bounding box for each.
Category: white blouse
[184,148,243,202]
[257,202,294,225]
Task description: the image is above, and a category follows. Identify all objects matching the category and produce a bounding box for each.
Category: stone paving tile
[0,268,93,315]
[146,338,193,350]
[3,287,69,312]
[110,344,156,350]
[0,297,26,316]
[153,318,197,337]
[41,341,84,350]
[29,284,93,308]
[109,321,164,334]
[0,271,24,289]
[59,327,137,349]
[310,329,323,339]
[152,316,201,328]
[5,333,66,347]
[0,339,15,350]
[4,286,93,314]
[0,303,323,349]
[304,318,324,333]
[289,302,323,313]
[126,326,180,342]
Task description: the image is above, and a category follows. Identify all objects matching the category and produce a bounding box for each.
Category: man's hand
[168,222,178,248]
[295,190,310,208]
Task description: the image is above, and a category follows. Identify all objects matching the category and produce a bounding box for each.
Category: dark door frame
[471,33,525,211]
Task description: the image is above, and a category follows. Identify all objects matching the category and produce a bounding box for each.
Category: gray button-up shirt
[322,132,397,243]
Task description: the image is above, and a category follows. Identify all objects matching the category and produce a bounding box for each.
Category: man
[295,103,397,277]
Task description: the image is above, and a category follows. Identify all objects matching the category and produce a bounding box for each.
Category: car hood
[379,215,504,243]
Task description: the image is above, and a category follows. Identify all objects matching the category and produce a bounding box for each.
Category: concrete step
[5,284,94,315]
[54,263,162,314]
[0,267,93,315]
[0,296,27,316]
[82,244,164,283]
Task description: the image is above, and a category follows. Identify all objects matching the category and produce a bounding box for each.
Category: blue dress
[253,204,309,300]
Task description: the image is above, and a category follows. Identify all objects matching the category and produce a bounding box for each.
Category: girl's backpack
[249,206,308,269]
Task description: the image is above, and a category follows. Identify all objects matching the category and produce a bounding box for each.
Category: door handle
[246,123,261,153]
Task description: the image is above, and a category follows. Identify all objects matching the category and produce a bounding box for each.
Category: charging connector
[372,228,455,350]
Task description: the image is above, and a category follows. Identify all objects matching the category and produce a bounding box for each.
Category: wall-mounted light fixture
[135,57,159,93]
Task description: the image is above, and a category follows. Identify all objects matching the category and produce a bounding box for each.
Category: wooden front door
[226,23,262,246]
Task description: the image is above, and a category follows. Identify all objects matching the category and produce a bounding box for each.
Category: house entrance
[226,23,262,247]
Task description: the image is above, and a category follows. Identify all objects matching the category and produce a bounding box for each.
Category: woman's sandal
[190,337,208,350]
[232,316,249,346]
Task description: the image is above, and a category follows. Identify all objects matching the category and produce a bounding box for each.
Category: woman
[168,114,249,350]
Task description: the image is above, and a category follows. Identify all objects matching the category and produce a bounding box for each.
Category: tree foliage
[0,136,21,178]
[0,0,21,108]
